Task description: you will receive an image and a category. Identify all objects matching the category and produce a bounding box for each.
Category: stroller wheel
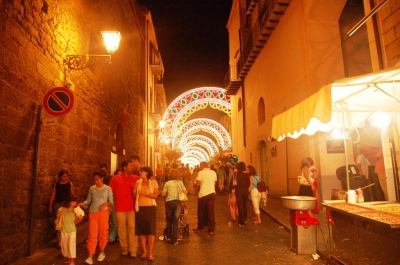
[185,224,189,237]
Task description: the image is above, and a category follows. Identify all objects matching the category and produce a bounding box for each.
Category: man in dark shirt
[100,164,112,185]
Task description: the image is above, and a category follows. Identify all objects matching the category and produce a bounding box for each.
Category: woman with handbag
[162,173,187,245]
[298,158,315,197]
[247,165,262,224]
[134,167,159,261]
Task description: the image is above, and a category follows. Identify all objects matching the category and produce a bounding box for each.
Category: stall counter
[322,201,400,264]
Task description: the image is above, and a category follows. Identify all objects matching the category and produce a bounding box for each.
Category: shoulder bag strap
[252,175,259,188]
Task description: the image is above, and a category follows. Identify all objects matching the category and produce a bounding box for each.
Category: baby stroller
[178,203,189,239]
[160,203,189,241]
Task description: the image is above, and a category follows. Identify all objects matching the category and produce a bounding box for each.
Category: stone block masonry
[0,0,147,263]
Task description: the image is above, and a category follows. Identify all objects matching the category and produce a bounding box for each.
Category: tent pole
[341,109,350,191]
[389,125,400,201]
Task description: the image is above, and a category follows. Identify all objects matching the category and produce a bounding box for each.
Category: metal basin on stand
[281,196,316,210]
[281,196,318,255]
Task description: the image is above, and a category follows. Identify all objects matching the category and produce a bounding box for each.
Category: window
[238,98,242,111]
[258,98,265,126]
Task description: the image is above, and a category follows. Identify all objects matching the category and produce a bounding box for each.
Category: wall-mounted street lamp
[64,31,121,70]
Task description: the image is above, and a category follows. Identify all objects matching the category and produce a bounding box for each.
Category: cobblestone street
[51,193,327,265]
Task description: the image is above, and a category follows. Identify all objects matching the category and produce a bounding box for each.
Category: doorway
[258,141,269,186]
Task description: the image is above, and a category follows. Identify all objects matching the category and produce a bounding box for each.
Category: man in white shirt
[193,161,217,235]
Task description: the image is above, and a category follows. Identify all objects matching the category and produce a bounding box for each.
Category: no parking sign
[43,87,75,117]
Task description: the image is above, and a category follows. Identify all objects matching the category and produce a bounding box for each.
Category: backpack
[257,180,267,192]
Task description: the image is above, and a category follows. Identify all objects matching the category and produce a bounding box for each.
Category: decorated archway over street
[181,146,210,161]
[160,87,231,143]
[181,135,219,157]
[173,118,231,150]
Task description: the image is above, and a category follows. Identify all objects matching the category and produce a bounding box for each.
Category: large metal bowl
[281,196,316,210]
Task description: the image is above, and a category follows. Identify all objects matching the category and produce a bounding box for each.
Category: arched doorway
[258,140,268,186]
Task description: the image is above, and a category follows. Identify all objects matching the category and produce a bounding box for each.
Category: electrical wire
[317,223,331,251]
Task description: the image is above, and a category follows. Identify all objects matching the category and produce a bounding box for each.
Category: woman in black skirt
[298,158,315,197]
[134,166,159,261]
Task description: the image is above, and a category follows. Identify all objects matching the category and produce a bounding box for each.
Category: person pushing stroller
[161,173,188,245]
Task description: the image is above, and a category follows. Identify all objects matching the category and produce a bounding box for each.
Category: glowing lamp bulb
[332,128,342,139]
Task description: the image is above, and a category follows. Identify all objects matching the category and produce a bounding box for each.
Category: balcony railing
[246,0,259,14]
[225,64,242,95]
[237,0,290,80]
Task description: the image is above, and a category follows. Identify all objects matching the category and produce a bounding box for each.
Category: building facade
[226,0,400,200]
[0,0,166,262]
[141,9,168,170]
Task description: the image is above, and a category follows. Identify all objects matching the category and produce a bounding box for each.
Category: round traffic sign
[43,87,75,117]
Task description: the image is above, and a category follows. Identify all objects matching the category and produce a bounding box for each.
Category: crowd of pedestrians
[49,157,267,264]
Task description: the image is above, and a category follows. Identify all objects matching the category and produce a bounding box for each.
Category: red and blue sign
[43,87,75,117]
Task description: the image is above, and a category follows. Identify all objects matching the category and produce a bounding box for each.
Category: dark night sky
[138,0,233,104]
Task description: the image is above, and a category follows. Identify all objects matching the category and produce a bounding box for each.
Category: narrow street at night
[50,194,326,265]
[2,1,400,264]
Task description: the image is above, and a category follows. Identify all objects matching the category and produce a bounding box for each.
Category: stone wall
[0,0,146,263]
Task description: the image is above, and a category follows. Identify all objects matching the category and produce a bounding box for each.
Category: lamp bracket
[64,54,111,70]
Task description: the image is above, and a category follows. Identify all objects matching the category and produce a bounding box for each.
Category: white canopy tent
[271,65,400,197]
[272,65,400,141]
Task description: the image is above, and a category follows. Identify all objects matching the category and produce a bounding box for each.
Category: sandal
[140,253,147,259]
[148,255,155,261]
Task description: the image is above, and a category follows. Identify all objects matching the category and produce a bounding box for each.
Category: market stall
[322,201,400,264]
[271,65,400,201]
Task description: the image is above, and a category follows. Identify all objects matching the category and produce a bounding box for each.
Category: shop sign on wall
[326,140,345,153]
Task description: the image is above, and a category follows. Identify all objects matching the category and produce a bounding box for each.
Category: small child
[57,194,83,265]
[228,189,238,221]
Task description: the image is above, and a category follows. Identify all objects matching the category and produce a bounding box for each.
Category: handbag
[297,173,311,186]
[177,182,188,201]
[55,214,63,230]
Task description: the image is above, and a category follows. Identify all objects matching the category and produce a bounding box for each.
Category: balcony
[225,64,242,95]
[149,43,163,75]
[246,0,259,15]
[237,0,290,80]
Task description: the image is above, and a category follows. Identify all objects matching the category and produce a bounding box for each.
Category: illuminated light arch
[182,150,207,162]
[181,135,219,157]
[173,118,231,150]
[176,124,224,150]
[181,147,210,161]
[181,141,215,158]
[161,87,231,141]
[182,150,205,161]
[181,157,201,167]
[184,153,204,163]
